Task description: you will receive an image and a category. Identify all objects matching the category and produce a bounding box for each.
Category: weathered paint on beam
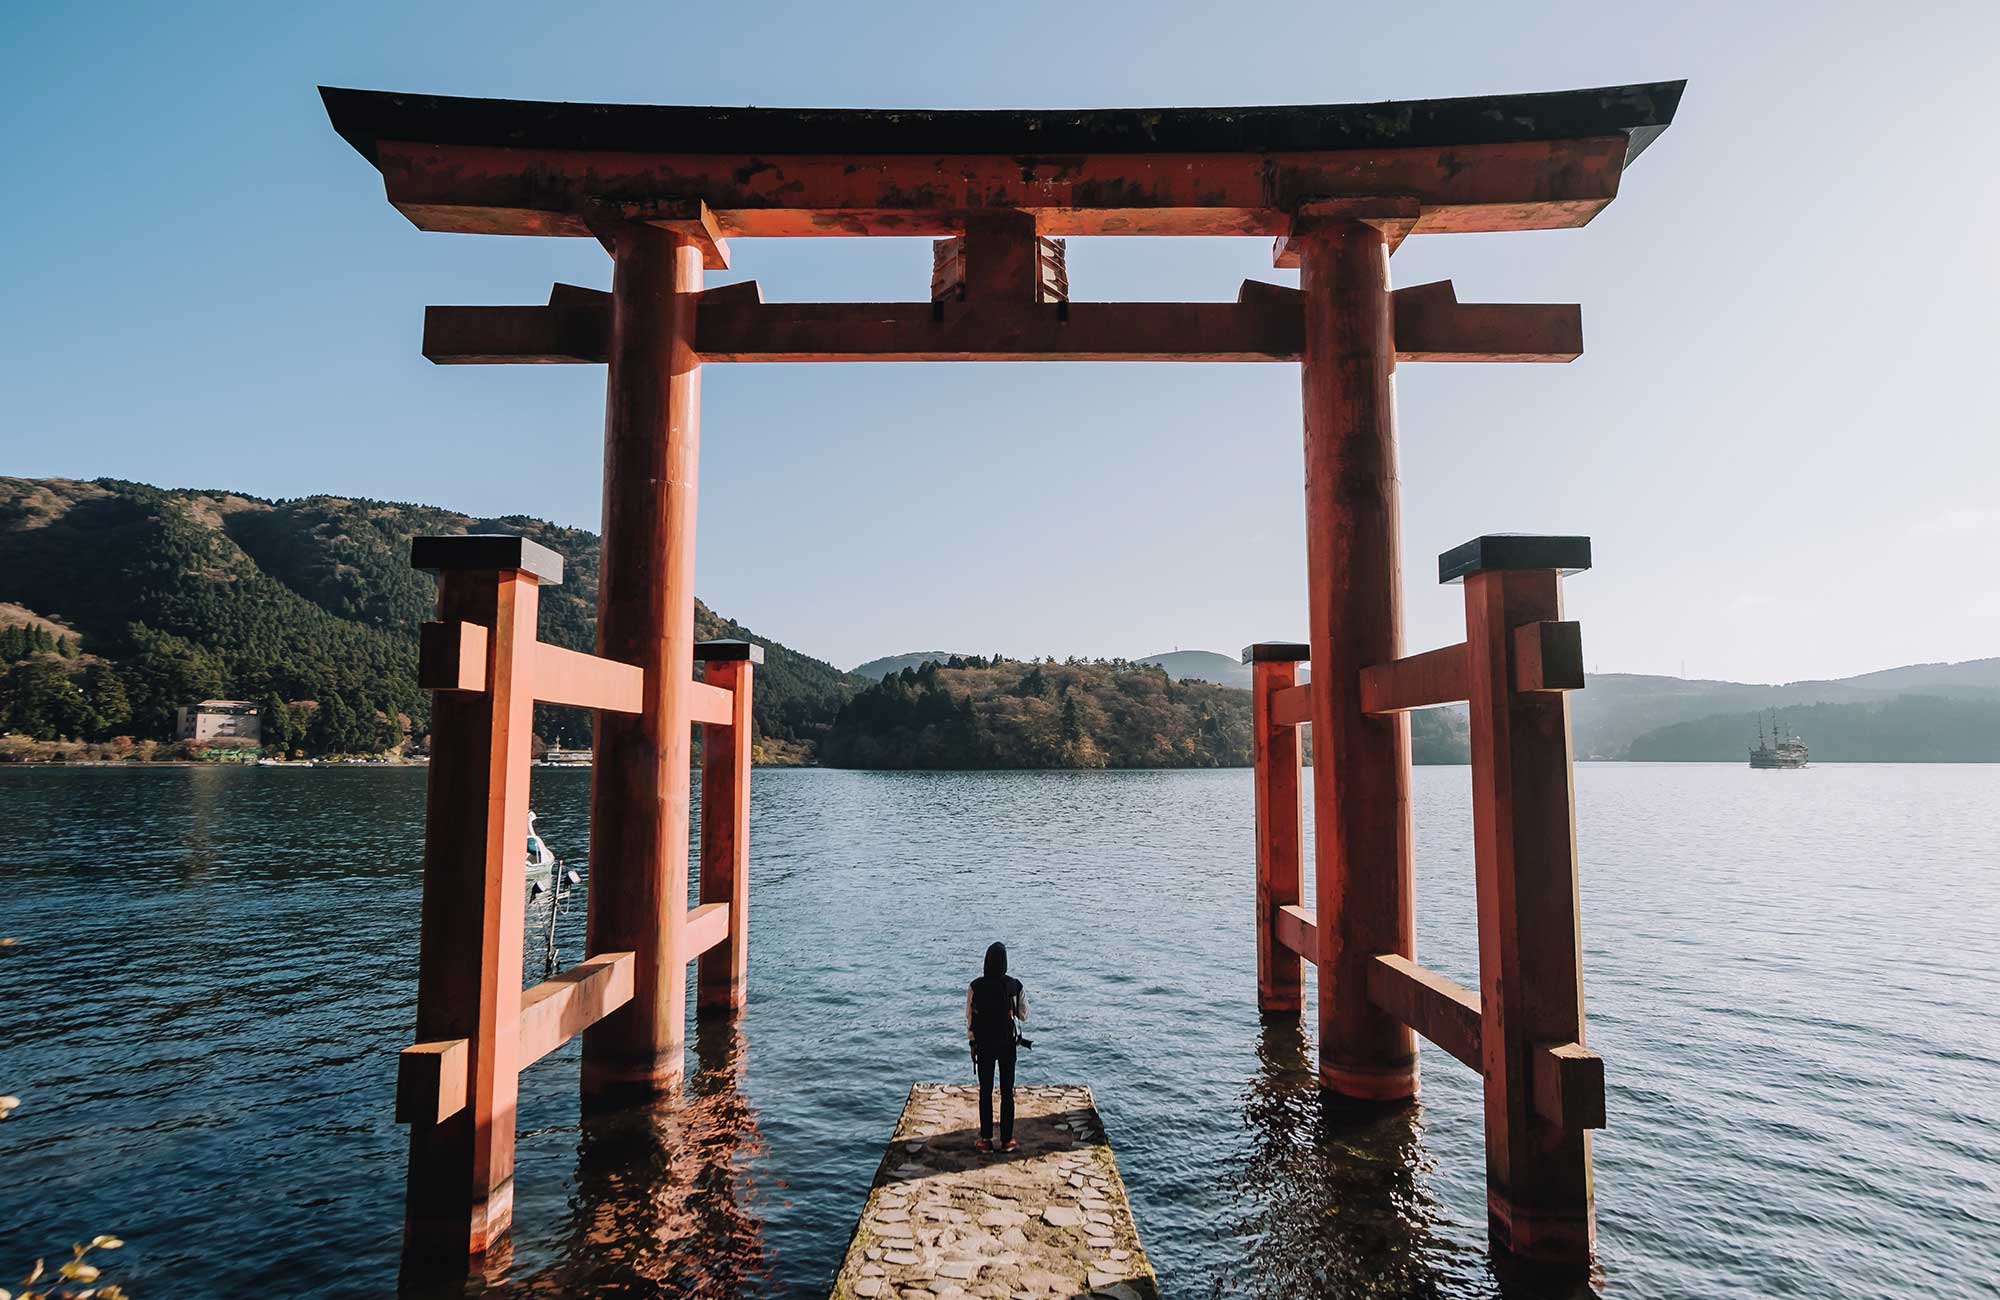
[369,135,1634,240]
[425,300,1302,363]
[426,283,1578,365]
[1242,279,1584,363]
[1391,280,1583,363]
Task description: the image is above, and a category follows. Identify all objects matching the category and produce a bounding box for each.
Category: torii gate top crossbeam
[320,82,1682,240]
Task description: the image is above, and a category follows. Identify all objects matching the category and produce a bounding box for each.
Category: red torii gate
[322,79,1681,1279]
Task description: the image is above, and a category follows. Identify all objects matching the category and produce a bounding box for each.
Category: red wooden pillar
[1246,642,1307,1016]
[1451,534,1596,1268]
[1296,222,1419,1100]
[403,535,560,1273]
[584,222,704,1099]
[696,640,760,1017]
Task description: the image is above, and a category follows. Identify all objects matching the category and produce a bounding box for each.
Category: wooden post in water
[402,536,557,1273]
[696,640,760,1018]
[1296,220,1419,1100]
[584,220,707,1099]
[1246,642,1308,1016]
[1450,534,1596,1266]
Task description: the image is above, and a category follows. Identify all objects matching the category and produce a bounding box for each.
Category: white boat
[538,747,593,767]
[526,811,558,880]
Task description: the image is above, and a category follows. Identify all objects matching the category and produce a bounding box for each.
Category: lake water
[2,764,1996,1298]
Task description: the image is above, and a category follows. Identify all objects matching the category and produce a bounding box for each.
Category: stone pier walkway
[830,1084,1160,1300]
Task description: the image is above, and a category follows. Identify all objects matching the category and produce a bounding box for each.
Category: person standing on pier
[966,941,1028,1152]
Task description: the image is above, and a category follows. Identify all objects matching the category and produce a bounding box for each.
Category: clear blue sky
[3,1,1994,680]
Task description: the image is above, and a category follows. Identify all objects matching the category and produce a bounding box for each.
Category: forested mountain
[820,655,1473,769]
[1626,695,2000,762]
[6,477,1985,766]
[822,656,1251,769]
[0,478,850,757]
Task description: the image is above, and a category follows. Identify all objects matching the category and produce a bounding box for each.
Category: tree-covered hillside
[0,477,851,757]
[820,655,1473,769]
[822,656,1252,769]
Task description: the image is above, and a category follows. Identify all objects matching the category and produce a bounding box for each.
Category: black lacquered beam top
[694,639,765,665]
[411,534,564,585]
[1242,642,1313,664]
[1438,534,1592,584]
[321,81,1683,169]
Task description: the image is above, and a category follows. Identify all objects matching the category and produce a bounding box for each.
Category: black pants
[976,1045,1016,1143]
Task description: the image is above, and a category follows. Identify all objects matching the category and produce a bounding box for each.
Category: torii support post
[696,640,761,1018]
[1451,535,1597,1265]
[402,539,547,1272]
[584,220,707,1100]
[1297,220,1418,1100]
[1246,642,1309,1017]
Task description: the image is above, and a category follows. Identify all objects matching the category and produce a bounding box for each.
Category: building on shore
[175,699,261,745]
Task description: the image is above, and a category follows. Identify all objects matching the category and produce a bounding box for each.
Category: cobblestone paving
[830,1084,1160,1300]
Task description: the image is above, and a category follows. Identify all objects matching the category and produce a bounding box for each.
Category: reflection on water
[1212,1018,1460,1299]
[5,764,1998,1299]
[499,1025,770,1299]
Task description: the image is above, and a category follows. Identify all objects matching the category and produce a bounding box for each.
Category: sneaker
[1002,1139,1022,1153]
[974,1139,993,1153]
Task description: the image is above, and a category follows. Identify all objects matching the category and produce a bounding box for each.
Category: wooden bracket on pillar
[1237,277,1583,363]
[932,211,1067,303]
[419,620,489,692]
[1514,621,1586,693]
[1273,195,1422,266]
[582,197,732,269]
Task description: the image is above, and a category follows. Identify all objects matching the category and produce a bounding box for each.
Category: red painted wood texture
[1462,567,1595,1266]
[1298,222,1419,1101]
[372,135,1631,240]
[584,223,705,1100]
[420,291,1579,366]
[697,657,753,1017]
[1251,658,1304,1016]
[403,567,538,1272]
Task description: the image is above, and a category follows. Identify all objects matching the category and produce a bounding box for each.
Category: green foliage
[0,626,76,661]
[0,477,853,758]
[0,660,94,741]
[1626,694,2000,762]
[822,656,1253,769]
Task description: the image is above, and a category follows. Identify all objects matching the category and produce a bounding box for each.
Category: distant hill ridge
[854,644,2000,762]
[7,477,1990,764]
[0,477,851,756]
